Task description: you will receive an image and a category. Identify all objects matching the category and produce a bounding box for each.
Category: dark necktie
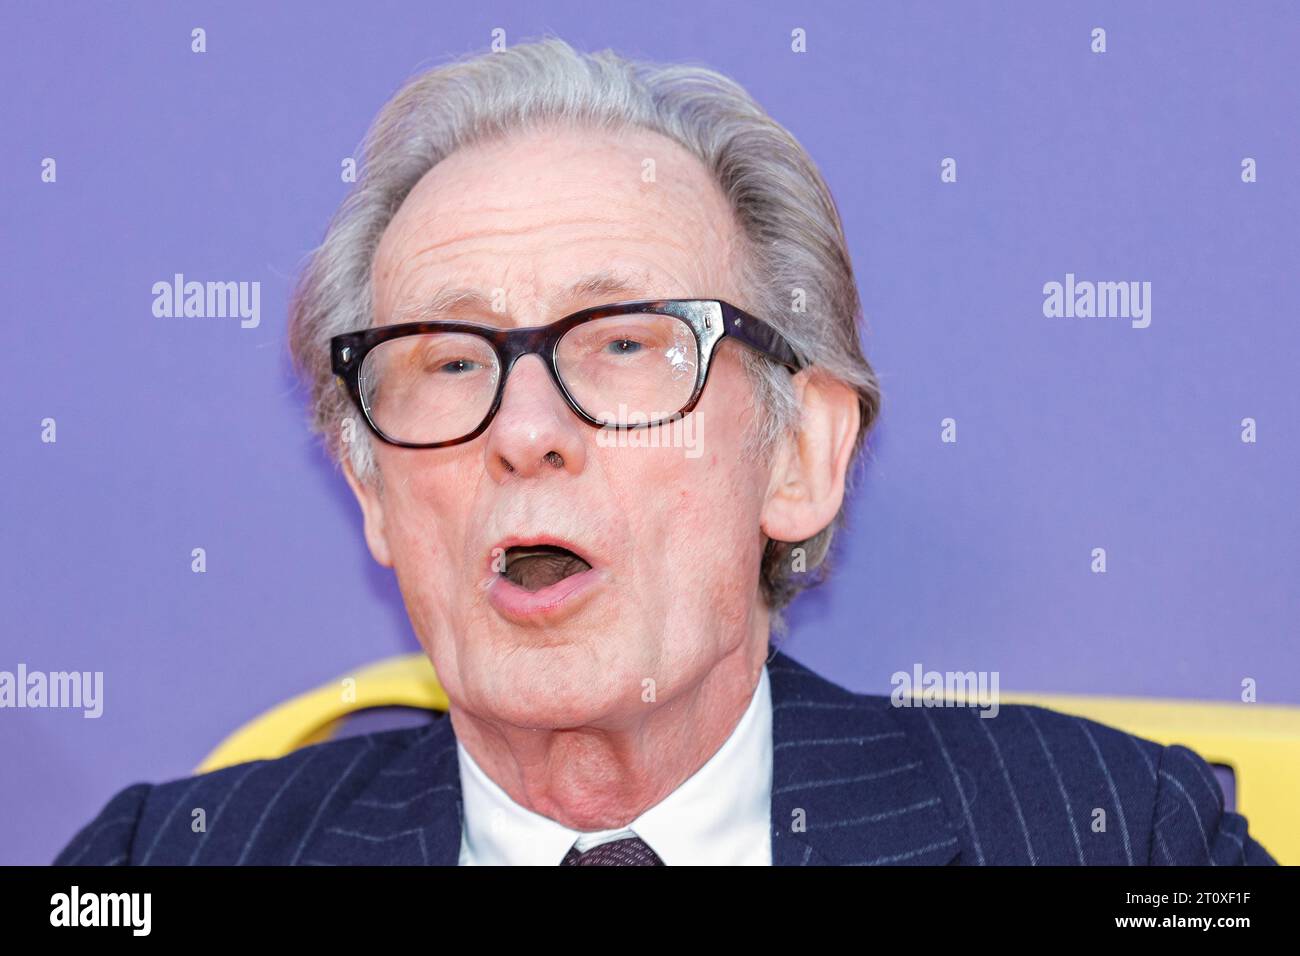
[560,835,664,865]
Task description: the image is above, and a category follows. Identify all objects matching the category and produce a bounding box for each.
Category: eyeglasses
[330,298,804,448]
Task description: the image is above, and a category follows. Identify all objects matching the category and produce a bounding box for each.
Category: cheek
[605,415,766,597]
[679,362,771,590]
[374,453,471,582]
[653,450,768,655]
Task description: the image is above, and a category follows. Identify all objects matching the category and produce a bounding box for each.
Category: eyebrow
[387,268,659,325]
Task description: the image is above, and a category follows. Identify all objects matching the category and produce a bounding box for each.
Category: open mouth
[499,544,593,592]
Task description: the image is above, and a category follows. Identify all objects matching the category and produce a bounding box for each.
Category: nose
[483,354,588,481]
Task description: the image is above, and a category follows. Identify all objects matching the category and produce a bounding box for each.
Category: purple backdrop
[3,1,1297,865]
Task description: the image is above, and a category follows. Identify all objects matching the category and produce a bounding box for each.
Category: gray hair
[288,37,881,619]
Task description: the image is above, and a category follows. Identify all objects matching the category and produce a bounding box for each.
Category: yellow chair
[198,653,1300,864]
[997,690,1300,866]
[198,653,450,771]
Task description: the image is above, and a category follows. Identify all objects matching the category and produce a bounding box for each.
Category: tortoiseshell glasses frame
[330,298,804,449]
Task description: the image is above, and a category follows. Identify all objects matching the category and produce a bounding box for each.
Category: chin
[477,646,646,718]
[476,684,629,731]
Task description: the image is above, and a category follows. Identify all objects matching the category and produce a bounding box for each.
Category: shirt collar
[458,664,773,865]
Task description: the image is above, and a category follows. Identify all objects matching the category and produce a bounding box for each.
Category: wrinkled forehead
[370,124,749,325]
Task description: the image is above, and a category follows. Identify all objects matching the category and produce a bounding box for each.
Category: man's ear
[343,459,394,567]
[760,370,861,544]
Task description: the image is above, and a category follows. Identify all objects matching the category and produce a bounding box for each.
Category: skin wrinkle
[344,123,856,830]
[381,238,714,326]
[389,269,663,327]
[374,137,738,323]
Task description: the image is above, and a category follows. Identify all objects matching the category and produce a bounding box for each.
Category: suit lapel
[767,648,962,866]
[299,717,463,865]
[307,648,960,866]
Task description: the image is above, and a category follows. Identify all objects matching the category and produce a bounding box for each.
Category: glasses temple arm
[718,302,804,371]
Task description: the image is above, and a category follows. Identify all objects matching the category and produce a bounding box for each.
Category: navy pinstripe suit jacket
[54,648,1278,866]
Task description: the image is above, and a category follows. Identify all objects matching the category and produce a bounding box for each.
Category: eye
[434,358,483,374]
[603,338,644,355]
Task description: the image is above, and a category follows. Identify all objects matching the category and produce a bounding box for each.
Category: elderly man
[56,39,1274,866]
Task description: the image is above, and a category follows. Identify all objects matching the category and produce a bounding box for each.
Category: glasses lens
[359,333,500,444]
[556,314,699,426]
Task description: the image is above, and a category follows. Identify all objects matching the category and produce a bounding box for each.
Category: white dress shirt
[457,664,773,865]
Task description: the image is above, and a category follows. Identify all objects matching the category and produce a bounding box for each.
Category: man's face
[355,124,777,730]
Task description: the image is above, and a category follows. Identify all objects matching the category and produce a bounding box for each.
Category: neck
[448,631,770,831]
